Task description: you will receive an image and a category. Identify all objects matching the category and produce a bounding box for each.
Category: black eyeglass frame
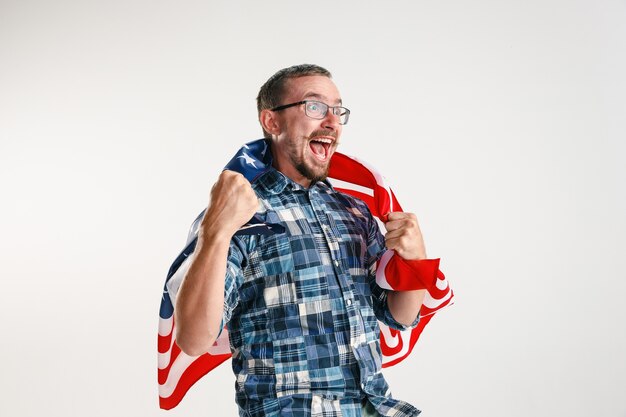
[271,100,350,125]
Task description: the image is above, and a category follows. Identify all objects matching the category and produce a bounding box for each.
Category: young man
[175,64,427,416]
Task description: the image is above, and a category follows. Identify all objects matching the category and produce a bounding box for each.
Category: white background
[1,0,625,416]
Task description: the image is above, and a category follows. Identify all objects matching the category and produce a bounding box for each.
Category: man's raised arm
[174,170,258,356]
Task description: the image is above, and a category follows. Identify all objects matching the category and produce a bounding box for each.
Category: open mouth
[309,137,333,162]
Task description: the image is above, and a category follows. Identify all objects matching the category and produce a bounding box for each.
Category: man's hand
[384,212,429,325]
[383,212,427,260]
[201,170,259,239]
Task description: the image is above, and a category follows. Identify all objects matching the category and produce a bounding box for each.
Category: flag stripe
[328,179,374,197]
[159,354,231,410]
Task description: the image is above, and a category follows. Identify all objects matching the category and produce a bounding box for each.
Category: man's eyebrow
[303,93,343,105]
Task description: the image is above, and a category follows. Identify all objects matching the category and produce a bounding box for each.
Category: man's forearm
[387,289,426,327]
[174,229,231,356]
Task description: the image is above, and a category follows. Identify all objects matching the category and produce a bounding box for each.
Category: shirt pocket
[326,211,369,270]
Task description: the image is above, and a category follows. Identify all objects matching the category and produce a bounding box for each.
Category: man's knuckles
[216,172,253,195]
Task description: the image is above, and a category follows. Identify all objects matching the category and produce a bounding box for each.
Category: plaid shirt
[222,168,421,417]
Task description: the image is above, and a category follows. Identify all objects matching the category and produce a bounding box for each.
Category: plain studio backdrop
[1,0,625,416]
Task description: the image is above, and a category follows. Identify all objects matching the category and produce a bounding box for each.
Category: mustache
[307,130,338,140]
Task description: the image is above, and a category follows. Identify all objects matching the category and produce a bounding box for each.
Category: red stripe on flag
[159,354,231,410]
[383,257,441,291]
[158,330,173,354]
[158,342,182,385]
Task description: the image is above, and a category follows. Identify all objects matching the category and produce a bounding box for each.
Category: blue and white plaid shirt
[222,168,420,417]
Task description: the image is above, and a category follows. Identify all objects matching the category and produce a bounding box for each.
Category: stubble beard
[295,159,330,185]
[295,129,338,184]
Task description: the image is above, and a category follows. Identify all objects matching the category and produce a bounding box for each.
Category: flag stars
[238,152,257,167]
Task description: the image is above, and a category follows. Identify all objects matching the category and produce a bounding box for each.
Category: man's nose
[322,109,341,130]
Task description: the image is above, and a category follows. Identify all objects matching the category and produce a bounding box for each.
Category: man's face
[269,75,343,187]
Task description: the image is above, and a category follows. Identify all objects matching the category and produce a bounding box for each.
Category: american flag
[158,139,454,409]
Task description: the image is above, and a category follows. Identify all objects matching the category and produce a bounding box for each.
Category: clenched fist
[201,170,259,239]
[383,212,427,260]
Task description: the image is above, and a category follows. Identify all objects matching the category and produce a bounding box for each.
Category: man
[175,64,428,416]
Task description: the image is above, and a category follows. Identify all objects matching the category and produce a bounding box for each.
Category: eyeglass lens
[304,101,349,125]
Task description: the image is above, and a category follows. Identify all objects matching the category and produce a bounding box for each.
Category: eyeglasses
[271,100,350,125]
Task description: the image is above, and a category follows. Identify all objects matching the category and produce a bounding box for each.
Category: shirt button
[346,299,352,306]
[333,260,339,267]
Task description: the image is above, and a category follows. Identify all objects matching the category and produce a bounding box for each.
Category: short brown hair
[256,64,332,137]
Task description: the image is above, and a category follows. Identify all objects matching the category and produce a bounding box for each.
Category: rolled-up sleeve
[219,236,247,336]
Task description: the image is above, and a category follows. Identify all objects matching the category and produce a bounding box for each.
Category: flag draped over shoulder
[157,139,454,410]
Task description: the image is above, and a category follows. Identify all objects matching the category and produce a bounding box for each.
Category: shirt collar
[255,167,336,195]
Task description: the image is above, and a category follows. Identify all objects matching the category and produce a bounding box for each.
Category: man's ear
[260,109,280,136]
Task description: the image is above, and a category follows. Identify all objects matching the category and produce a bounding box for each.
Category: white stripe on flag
[208,330,231,355]
[158,347,173,370]
[158,316,173,337]
[423,285,453,310]
[328,178,374,197]
[375,250,395,290]
[159,353,199,398]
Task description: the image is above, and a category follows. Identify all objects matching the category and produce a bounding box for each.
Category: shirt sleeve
[219,236,247,336]
[364,206,420,332]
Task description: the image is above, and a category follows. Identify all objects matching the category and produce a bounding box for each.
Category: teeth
[312,138,332,144]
